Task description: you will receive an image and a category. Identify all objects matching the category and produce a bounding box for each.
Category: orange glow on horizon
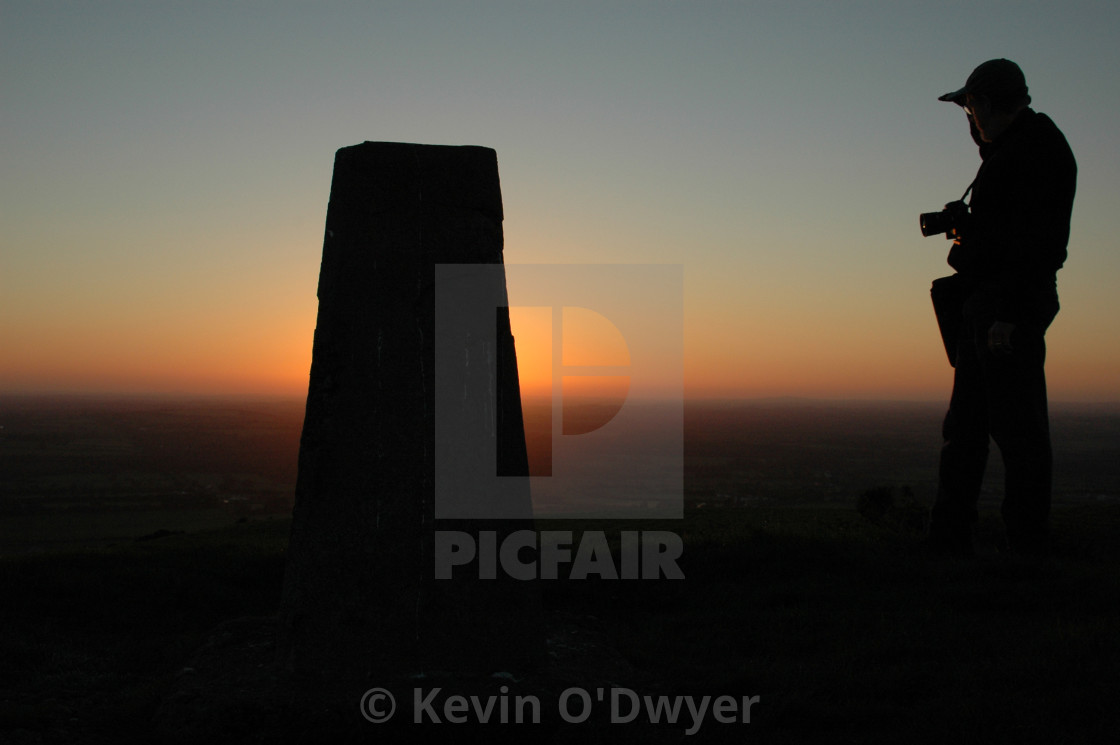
[562,375,630,401]
[508,306,552,397]
[3,301,1117,402]
[561,307,630,367]
[509,305,634,399]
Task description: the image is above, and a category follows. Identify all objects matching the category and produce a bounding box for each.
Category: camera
[920,200,969,238]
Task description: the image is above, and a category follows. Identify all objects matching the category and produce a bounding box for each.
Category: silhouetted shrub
[857,485,928,534]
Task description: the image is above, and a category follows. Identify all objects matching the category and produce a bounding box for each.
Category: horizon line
[3,390,1120,407]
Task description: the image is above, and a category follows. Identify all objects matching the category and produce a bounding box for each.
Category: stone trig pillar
[279,142,542,679]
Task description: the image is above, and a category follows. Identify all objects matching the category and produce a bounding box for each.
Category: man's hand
[988,321,1015,355]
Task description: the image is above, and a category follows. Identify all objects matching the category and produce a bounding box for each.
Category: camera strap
[960,176,977,205]
[962,152,994,205]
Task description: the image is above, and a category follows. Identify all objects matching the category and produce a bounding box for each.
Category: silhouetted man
[929,59,1077,556]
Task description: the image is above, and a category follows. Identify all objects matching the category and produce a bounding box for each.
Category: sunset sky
[3,1,1119,401]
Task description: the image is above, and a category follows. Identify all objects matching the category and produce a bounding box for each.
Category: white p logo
[435,264,682,519]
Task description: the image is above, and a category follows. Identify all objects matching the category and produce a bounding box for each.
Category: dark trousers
[932,315,1052,553]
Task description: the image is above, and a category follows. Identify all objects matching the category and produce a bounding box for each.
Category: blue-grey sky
[2,1,1118,398]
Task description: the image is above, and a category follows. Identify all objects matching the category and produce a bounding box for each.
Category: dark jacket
[948,108,1077,327]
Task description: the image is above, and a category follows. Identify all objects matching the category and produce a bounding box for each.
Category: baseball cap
[939,58,1028,106]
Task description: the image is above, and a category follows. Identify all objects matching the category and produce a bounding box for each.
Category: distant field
[0,395,302,554]
[2,396,1119,741]
[0,508,256,556]
[1,395,1118,554]
[681,399,1120,509]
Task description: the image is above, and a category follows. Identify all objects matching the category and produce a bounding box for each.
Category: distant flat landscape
[2,397,1120,744]
[1,395,1117,554]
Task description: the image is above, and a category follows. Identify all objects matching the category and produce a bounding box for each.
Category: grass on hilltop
[1,501,1118,744]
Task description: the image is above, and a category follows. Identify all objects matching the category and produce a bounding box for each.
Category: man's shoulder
[999,109,1076,172]
[1024,111,1074,152]
[1029,110,1061,134]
